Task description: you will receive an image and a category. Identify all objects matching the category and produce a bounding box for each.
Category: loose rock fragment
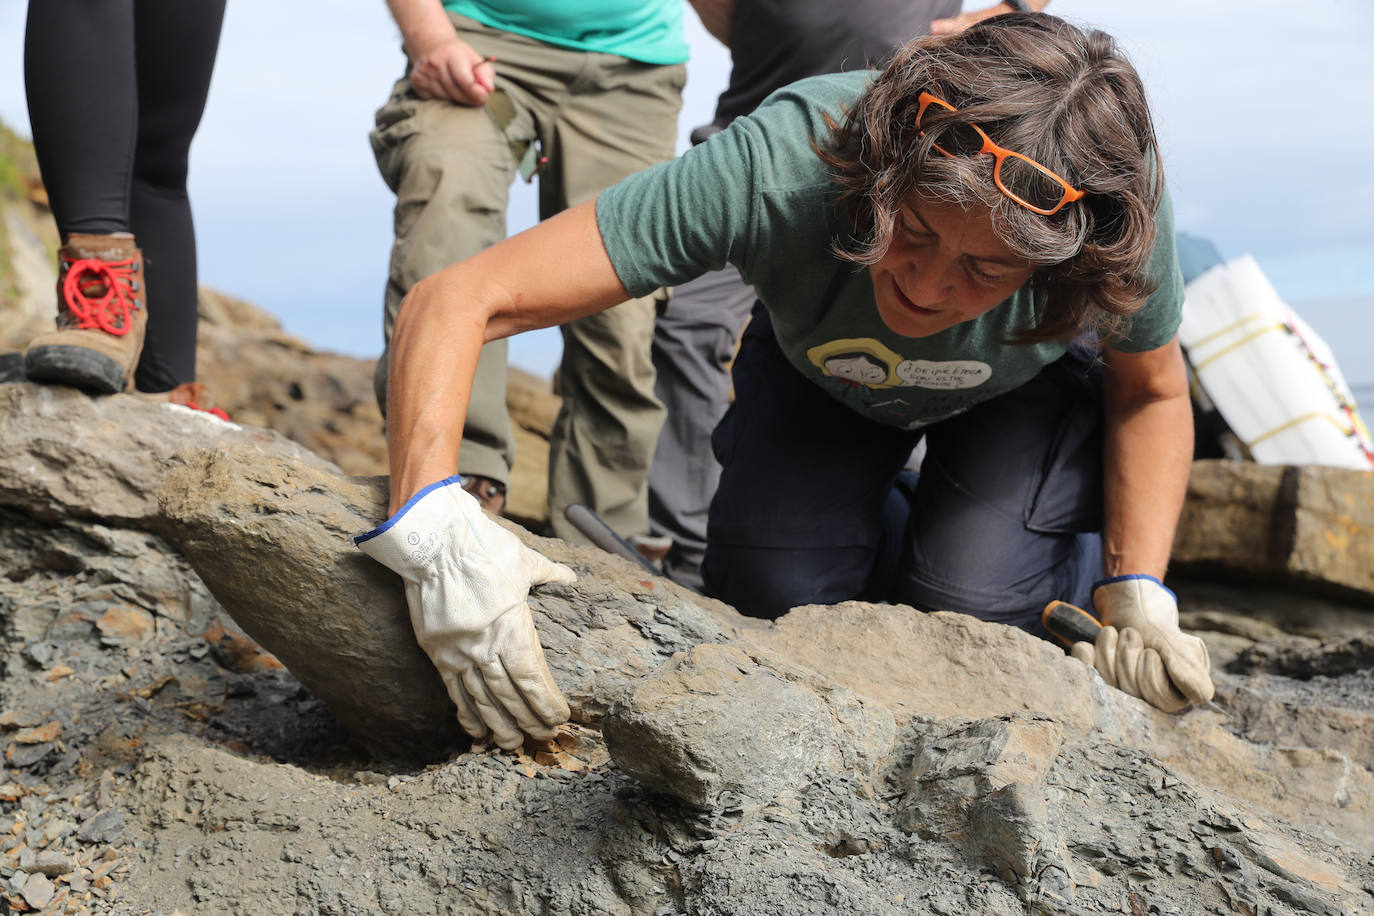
[96,607,156,645]
[5,743,53,768]
[76,810,125,845]
[0,710,28,730]
[13,722,61,745]
[21,871,54,909]
[32,850,74,878]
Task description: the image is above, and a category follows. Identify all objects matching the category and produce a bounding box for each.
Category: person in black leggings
[20,0,226,396]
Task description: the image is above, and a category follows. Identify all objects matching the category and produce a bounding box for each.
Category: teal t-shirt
[445,0,688,65]
[597,71,1183,431]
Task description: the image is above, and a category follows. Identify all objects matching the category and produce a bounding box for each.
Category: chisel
[563,503,659,576]
[1041,599,1105,647]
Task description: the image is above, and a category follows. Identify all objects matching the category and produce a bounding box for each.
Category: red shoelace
[163,382,231,421]
[185,399,230,421]
[61,257,141,335]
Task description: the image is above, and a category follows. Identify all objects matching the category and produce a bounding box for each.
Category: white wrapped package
[1180,255,1373,470]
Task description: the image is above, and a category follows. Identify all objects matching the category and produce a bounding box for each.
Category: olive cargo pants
[371,12,683,541]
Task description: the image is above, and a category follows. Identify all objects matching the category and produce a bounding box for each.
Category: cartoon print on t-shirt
[807,338,993,391]
[825,352,889,385]
[807,338,903,389]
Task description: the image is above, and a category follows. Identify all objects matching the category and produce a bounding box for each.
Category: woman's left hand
[1073,576,1214,712]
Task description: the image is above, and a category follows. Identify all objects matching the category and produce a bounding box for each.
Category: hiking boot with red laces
[461,475,507,516]
[25,233,147,394]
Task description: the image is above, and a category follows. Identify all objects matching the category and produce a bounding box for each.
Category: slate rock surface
[156,446,464,756]
[604,644,895,811]
[2,332,1374,911]
[154,441,747,755]
[0,383,335,528]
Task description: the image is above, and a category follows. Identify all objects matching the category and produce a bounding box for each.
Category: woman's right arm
[385,199,631,513]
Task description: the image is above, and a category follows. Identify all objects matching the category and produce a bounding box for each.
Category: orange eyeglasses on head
[916,91,1086,216]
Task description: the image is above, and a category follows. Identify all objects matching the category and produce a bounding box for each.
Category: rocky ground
[2,134,1374,914]
[1,379,1372,916]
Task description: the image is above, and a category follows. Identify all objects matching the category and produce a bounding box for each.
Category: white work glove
[1070,575,1213,713]
[354,476,576,749]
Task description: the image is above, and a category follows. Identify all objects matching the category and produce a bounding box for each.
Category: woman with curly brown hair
[355,13,1212,752]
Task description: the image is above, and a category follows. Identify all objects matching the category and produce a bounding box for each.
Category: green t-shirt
[597,71,1184,431]
[445,0,688,65]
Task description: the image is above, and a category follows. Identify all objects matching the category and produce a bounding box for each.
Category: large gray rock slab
[154,444,745,756]
[520,528,746,725]
[1173,460,1374,603]
[102,679,1374,915]
[591,597,1374,860]
[157,438,1366,864]
[0,383,335,528]
[156,447,460,756]
[1130,700,1374,852]
[749,602,1099,736]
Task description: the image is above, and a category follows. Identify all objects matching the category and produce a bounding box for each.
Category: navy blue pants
[702,306,1104,636]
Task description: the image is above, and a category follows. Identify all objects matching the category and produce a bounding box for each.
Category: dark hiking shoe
[461,475,507,516]
[25,233,146,394]
[0,349,23,383]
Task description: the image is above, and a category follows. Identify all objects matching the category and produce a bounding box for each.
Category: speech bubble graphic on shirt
[895,359,992,390]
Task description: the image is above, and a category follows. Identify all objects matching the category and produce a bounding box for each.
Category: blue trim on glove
[353,474,465,546]
[1093,573,1177,602]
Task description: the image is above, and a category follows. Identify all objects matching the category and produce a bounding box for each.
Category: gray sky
[2,0,1371,392]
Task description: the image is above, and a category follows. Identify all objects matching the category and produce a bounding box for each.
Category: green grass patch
[0,120,39,202]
